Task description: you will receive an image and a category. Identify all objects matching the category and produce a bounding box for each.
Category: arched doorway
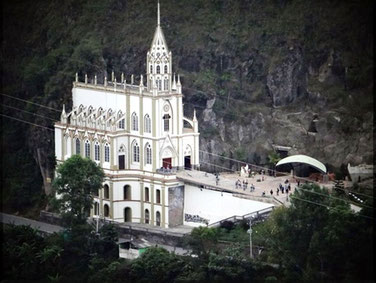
[184,145,192,170]
[124,207,132,222]
[104,204,110,217]
[145,187,150,202]
[123,185,131,200]
[156,211,161,226]
[118,145,126,170]
[145,209,150,224]
[161,147,174,169]
[103,184,109,199]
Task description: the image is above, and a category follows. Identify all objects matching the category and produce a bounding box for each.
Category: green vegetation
[252,183,374,281]
[52,155,105,227]
[0,1,373,280]
[2,184,373,281]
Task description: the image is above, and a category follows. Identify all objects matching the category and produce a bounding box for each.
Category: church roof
[150,1,169,53]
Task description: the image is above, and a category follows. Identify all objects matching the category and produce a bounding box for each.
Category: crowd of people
[234,179,256,192]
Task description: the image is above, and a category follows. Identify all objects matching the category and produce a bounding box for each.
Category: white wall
[73,87,126,111]
[183,185,274,227]
[55,129,62,160]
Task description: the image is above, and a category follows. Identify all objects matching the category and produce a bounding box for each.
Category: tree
[52,155,105,227]
[253,183,374,281]
[183,226,219,259]
[130,247,185,282]
[267,151,281,174]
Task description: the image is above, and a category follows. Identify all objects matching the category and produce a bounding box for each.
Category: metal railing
[208,207,274,228]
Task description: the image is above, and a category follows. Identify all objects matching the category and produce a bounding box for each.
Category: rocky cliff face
[195,44,373,173]
[267,46,307,107]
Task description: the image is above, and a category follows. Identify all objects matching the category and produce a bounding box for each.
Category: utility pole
[247,218,253,259]
[96,214,99,234]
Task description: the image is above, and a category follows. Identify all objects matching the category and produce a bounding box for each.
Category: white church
[54,3,274,228]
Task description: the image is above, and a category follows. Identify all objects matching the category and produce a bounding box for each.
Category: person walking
[276,188,279,196]
[270,189,273,196]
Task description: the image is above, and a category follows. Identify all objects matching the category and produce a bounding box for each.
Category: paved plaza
[177,170,335,206]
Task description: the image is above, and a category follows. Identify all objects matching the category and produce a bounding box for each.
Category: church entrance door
[184,156,191,170]
[163,158,172,169]
[119,155,125,170]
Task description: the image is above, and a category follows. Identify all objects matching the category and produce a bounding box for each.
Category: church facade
[54,3,199,228]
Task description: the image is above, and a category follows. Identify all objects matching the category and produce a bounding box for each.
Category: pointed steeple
[61,104,67,123]
[146,1,172,91]
[193,108,198,132]
[177,74,182,93]
[157,0,160,26]
[172,73,177,90]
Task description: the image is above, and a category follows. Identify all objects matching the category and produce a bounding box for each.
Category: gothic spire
[157,0,160,26]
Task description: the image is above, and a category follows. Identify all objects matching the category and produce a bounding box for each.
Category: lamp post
[247,217,253,259]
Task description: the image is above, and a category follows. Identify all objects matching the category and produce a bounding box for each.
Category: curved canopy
[276,154,327,173]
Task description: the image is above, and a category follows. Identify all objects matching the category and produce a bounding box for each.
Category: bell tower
[147,1,172,92]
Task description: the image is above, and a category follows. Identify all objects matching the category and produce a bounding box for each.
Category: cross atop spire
[157,1,160,26]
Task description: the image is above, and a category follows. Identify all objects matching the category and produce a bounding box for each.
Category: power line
[296,186,375,211]
[200,150,375,199]
[289,195,374,221]
[3,89,372,200]
[332,186,375,199]
[0,113,55,131]
[184,86,256,107]
[200,157,374,211]
[0,93,61,112]
[2,104,58,121]
[200,149,287,174]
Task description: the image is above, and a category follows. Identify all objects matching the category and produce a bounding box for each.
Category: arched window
[85,140,90,158]
[104,204,110,217]
[76,138,81,155]
[164,79,169,90]
[145,209,150,224]
[150,65,153,74]
[94,202,99,215]
[93,187,99,197]
[163,114,171,132]
[123,185,131,200]
[158,79,162,90]
[118,118,125,129]
[156,189,161,204]
[156,211,161,226]
[133,141,140,163]
[104,143,110,162]
[107,109,113,118]
[104,184,109,199]
[145,187,150,202]
[164,65,168,73]
[94,142,100,161]
[132,112,138,131]
[118,145,126,170]
[124,207,132,222]
[156,65,160,74]
[145,143,152,165]
[144,114,151,133]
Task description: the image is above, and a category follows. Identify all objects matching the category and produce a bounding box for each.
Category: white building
[55,3,199,228]
[54,3,274,229]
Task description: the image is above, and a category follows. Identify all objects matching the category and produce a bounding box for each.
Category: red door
[163,158,172,169]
